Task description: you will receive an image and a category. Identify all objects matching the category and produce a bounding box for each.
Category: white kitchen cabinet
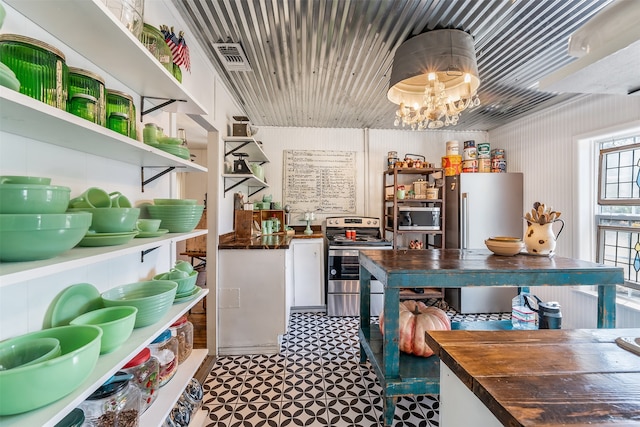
[0,1,210,425]
[292,238,325,307]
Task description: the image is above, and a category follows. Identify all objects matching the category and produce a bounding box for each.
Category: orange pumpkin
[379,300,451,357]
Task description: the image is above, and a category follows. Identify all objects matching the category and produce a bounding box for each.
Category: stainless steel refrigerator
[444,172,523,313]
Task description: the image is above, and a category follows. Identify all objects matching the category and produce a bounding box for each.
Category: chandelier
[387,29,481,130]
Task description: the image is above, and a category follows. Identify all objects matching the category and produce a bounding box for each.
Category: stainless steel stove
[323,217,392,316]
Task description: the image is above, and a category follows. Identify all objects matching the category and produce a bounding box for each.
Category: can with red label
[462,159,478,173]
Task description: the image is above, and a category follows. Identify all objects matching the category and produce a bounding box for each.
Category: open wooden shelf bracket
[140,96,187,120]
[141,166,176,192]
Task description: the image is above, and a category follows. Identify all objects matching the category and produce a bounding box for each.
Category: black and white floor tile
[203,300,509,427]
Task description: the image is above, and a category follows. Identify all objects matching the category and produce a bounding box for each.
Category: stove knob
[330,269,337,276]
[366,220,371,225]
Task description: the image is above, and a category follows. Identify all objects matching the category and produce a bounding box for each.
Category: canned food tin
[463,140,476,149]
[462,159,478,173]
[490,148,506,159]
[462,147,477,161]
[477,143,491,157]
[478,157,491,173]
[426,188,439,199]
[445,140,459,156]
[491,158,507,173]
[442,155,462,176]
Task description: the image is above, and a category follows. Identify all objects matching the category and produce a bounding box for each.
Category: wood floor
[187,297,207,349]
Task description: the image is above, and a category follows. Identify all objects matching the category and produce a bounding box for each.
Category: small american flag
[161,25,191,73]
[177,31,191,72]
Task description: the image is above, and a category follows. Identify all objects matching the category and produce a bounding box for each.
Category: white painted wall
[489,93,640,328]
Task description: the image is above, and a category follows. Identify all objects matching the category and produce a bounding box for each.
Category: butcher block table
[425,328,640,426]
[357,249,624,426]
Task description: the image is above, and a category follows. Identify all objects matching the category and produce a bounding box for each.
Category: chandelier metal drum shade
[388,29,480,129]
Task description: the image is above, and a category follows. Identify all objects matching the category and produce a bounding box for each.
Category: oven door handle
[328,249,360,257]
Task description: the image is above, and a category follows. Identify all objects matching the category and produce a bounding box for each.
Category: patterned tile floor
[202,301,509,427]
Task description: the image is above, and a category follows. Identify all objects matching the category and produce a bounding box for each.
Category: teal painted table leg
[598,284,616,328]
[384,396,396,426]
[360,266,372,363]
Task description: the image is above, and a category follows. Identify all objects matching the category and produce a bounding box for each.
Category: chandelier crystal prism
[387,29,481,130]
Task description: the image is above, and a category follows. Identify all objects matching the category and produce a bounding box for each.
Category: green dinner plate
[173,286,203,304]
[135,229,170,238]
[48,283,102,327]
[78,231,138,247]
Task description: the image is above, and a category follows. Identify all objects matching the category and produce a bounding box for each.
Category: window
[596,135,640,300]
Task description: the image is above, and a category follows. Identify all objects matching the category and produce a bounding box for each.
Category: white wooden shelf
[0,289,209,427]
[0,230,208,287]
[4,0,207,116]
[0,88,207,173]
[223,137,270,163]
[222,173,269,197]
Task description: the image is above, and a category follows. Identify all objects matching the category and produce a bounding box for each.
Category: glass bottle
[121,348,160,413]
[169,315,193,364]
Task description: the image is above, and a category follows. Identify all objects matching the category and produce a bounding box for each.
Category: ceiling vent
[212,42,252,72]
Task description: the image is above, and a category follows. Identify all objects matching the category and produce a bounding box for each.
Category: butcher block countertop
[424,328,640,426]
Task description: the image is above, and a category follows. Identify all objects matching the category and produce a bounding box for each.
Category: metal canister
[463,140,476,149]
[0,34,68,110]
[491,158,507,173]
[490,148,506,159]
[478,157,491,173]
[442,155,462,176]
[477,143,491,158]
[445,140,459,156]
[387,151,398,169]
[462,159,478,173]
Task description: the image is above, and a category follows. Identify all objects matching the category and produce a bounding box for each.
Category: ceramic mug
[136,219,162,232]
[109,191,132,208]
[69,187,111,208]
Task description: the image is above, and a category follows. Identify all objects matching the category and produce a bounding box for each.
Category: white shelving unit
[0,89,206,173]
[0,230,207,287]
[222,137,270,197]
[0,1,211,425]
[4,0,207,116]
[0,291,209,427]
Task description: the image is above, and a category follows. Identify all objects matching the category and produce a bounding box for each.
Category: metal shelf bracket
[141,246,160,262]
[140,96,187,120]
[141,166,176,192]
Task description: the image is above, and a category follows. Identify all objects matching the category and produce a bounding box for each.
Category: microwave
[397,206,441,230]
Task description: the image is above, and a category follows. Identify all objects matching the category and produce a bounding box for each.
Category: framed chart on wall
[283,149,357,214]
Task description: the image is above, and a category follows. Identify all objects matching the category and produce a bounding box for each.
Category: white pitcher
[524,219,564,255]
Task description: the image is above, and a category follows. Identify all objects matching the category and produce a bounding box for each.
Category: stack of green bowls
[0,176,91,261]
[101,280,177,328]
[147,200,204,232]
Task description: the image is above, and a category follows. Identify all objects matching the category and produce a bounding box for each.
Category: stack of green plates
[147,142,190,160]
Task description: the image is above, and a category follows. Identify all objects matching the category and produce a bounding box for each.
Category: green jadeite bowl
[101,280,177,328]
[0,212,92,262]
[153,198,197,205]
[70,306,137,354]
[0,325,102,415]
[0,175,51,185]
[0,184,71,214]
[68,207,140,233]
[147,205,204,232]
[0,337,61,371]
[153,270,198,294]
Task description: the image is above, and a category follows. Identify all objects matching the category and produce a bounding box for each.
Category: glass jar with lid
[0,34,68,110]
[121,348,160,413]
[106,89,135,138]
[68,67,106,126]
[69,93,98,124]
[143,123,159,144]
[78,371,141,427]
[139,24,173,72]
[169,315,193,364]
[148,329,178,387]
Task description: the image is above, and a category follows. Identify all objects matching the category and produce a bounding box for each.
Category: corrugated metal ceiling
[173,0,613,131]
